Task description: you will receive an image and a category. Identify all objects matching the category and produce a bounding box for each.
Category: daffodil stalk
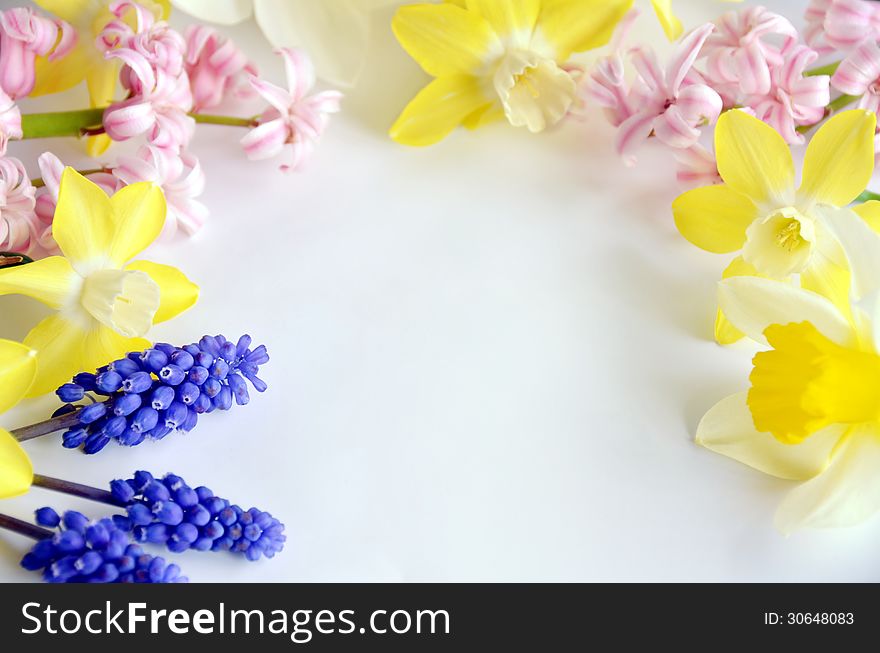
[20,108,258,140]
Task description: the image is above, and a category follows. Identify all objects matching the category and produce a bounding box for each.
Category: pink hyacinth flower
[242,48,343,172]
[832,40,880,114]
[748,42,830,144]
[185,25,257,112]
[0,156,42,255]
[0,90,21,155]
[804,0,880,53]
[702,7,797,97]
[585,9,641,127]
[114,146,208,237]
[100,0,194,151]
[675,145,722,188]
[0,7,75,99]
[34,153,120,254]
[615,24,722,167]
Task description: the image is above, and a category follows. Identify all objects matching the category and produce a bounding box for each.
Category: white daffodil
[697,205,880,532]
[171,0,398,86]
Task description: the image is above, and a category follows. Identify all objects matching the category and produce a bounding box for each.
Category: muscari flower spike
[109,471,286,561]
[21,509,187,583]
[54,334,268,454]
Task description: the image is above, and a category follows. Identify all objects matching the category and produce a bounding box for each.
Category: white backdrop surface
[1,0,878,582]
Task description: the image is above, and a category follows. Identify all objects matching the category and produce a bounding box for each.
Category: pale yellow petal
[0,339,37,414]
[107,182,167,266]
[0,256,78,309]
[715,256,759,345]
[775,425,880,533]
[534,0,633,60]
[31,44,89,97]
[718,276,854,347]
[650,0,682,40]
[23,314,87,397]
[852,200,880,234]
[126,260,199,324]
[800,110,876,207]
[800,254,851,319]
[392,3,501,77]
[672,184,757,253]
[0,428,33,499]
[696,392,843,481]
[390,75,491,146]
[53,168,115,271]
[171,0,251,24]
[715,109,795,206]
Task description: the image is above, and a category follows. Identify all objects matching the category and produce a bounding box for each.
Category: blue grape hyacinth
[54,335,269,454]
[110,471,286,561]
[20,509,187,583]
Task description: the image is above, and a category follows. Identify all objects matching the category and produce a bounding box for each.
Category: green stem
[20,107,257,139]
[855,190,880,204]
[31,168,107,188]
[827,93,858,113]
[805,61,840,77]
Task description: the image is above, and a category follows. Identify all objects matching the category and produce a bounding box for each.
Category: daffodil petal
[53,168,115,272]
[0,428,33,499]
[800,255,851,320]
[390,75,490,146]
[718,276,854,347]
[392,4,501,78]
[534,0,633,60]
[107,182,167,266]
[673,184,757,253]
[0,339,37,413]
[171,0,252,24]
[822,204,880,303]
[462,102,504,129]
[32,44,89,97]
[0,256,78,309]
[466,0,539,46]
[715,256,759,345]
[775,425,880,533]
[86,61,120,109]
[32,0,94,21]
[853,200,880,233]
[650,0,682,40]
[126,260,199,324]
[715,109,795,206]
[696,392,842,481]
[82,327,150,376]
[799,110,876,207]
[23,314,87,397]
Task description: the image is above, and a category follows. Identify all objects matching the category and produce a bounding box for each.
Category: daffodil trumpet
[18,107,258,140]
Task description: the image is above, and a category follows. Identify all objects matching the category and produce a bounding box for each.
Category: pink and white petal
[36,152,65,197]
[732,41,771,96]
[241,118,288,160]
[653,105,701,149]
[666,23,715,96]
[278,47,316,101]
[675,84,722,124]
[103,100,156,141]
[629,46,665,94]
[249,76,293,115]
[105,48,156,91]
[614,110,658,167]
[832,41,880,96]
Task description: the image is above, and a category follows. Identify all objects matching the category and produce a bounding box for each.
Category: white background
[2,0,879,582]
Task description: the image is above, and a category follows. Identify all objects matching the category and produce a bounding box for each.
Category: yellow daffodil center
[748,322,880,444]
[80,269,160,338]
[493,50,576,133]
[742,207,815,278]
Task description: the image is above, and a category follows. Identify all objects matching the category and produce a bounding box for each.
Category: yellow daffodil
[0,340,37,499]
[0,168,199,397]
[31,0,170,155]
[673,109,877,344]
[390,0,633,146]
[697,205,880,532]
[651,0,742,41]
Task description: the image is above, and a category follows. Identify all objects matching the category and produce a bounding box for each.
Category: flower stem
[827,93,858,113]
[32,474,124,507]
[856,190,880,203]
[11,409,83,442]
[20,107,258,139]
[31,168,108,188]
[805,61,840,77]
[0,513,52,541]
